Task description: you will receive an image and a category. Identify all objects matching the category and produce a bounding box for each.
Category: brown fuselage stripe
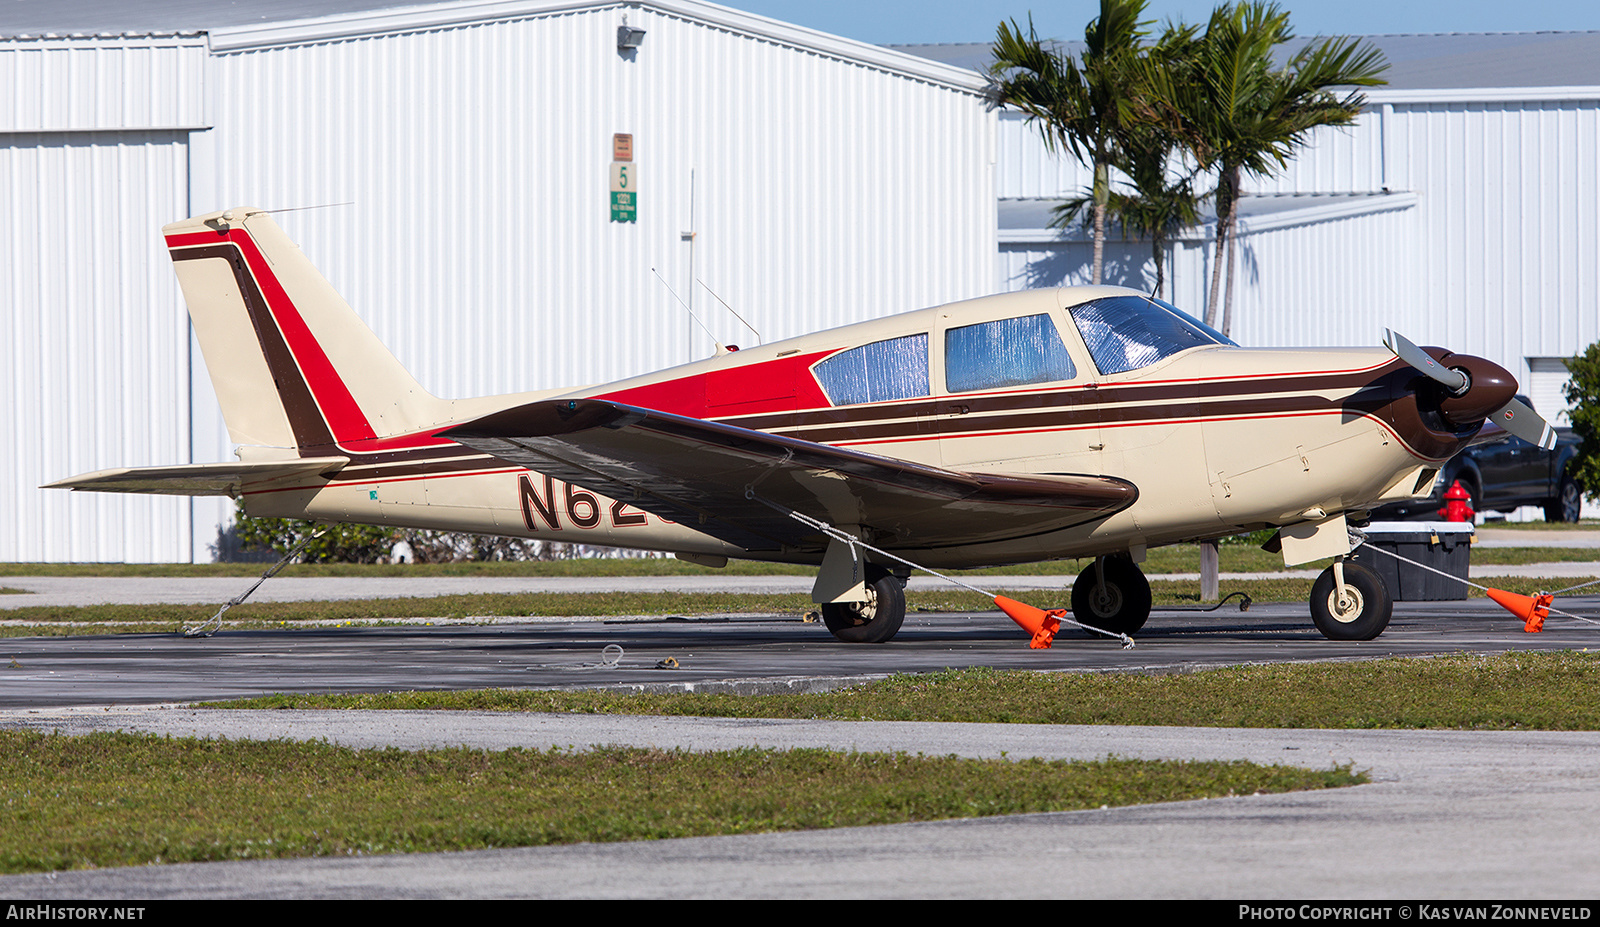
[171,243,339,449]
[757,389,1397,448]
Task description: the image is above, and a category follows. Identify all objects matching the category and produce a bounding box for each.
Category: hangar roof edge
[0,0,988,94]
[11,1,1596,95]
[892,31,1600,95]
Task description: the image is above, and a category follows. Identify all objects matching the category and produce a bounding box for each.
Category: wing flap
[443,400,1135,552]
[44,457,350,497]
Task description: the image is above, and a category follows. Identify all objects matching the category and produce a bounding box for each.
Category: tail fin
[164,207,444,453]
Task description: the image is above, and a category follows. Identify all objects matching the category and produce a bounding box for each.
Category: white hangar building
[5,2,1599,562]
[1,0,995,562]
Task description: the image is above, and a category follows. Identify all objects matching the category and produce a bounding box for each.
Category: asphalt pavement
[3,528,1599,898]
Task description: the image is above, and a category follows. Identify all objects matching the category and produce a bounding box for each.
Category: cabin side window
[944,314,1077,393]
[1069,295,1228,375]
[811,333,930,406]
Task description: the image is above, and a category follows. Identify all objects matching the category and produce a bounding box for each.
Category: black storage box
[1351,521,1473,601]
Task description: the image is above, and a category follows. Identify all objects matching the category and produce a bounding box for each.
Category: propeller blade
[1383,330,1551,444]
[1384,329,1467,394]
[1491,397,1557,450]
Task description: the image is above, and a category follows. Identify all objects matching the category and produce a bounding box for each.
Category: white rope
[744,489,1134,648]
[1548,577,1600,597]
[1542,605,1600,627]
[1349,527,1600,628]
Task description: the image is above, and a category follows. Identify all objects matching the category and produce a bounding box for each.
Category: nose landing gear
[1310,559,1392,641]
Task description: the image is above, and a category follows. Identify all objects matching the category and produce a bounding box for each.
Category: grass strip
[217,653,1600,730]
[2,574,1593,636]
[0,730,1361,873]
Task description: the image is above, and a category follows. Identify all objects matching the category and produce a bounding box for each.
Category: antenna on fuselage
[652,267,727,354]
[698,280,762,346]
[257,202,356,216]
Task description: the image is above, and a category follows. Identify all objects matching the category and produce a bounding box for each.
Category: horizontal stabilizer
[43,457,349,497]
[442,400,1136,552]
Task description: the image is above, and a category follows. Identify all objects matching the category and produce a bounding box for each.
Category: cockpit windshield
[1068,295,1235,375]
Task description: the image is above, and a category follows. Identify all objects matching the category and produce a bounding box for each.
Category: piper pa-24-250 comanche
[49,207,1557,646]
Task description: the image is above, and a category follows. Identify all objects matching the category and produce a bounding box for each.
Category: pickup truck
[1372,396,1581,522]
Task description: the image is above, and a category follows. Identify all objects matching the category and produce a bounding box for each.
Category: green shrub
[1563,343,1600,501]
[230,499,397,564]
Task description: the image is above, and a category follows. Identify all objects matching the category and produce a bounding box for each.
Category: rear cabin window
[811,334,930,406]
[1069,295,1229,375]
[945,313,1077,393]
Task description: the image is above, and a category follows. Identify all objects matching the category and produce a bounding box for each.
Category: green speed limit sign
[610,162,636,223]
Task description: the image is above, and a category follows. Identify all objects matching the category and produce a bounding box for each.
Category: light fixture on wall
[617,16,646,51]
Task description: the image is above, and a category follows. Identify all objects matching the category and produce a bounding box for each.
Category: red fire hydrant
[1437,479,1475,522]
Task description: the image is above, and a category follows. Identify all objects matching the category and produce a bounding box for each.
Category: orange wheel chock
[994,596,1063,649]
[1484,587,1554,632]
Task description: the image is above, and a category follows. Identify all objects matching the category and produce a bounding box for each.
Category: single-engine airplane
[48,207,1555,644]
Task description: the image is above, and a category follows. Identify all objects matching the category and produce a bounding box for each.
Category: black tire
[820,572,906,643]
[1309,561,1392,641]
[1545,474,1581,523]
[1070,556,1152,636]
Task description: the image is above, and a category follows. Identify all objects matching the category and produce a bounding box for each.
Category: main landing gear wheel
[1071,556,1152,637]
[1310,561,1392,641]
[820,570,906,644]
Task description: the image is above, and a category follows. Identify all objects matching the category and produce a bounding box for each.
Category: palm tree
[1055,22,1205,300]
[1115,130,1205,301]
[1049,126,1202,300]
[1144,2,1388,334]
[990,0,1153,286]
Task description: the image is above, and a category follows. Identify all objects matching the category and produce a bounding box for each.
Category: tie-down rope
[184,527,329,638]
[744,488,1135,648]
[1349,526,1600,629]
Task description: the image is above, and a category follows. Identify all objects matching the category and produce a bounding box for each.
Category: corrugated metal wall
[1389,97,1600,362]
[1,132,195,561]
[2,36,205,562]
[997,109,1090,200]
[1228,200,1421,348]
[0,35,208,131]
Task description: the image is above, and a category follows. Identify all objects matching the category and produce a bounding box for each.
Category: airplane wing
[43,457,350,497]
[442,400,1136,552]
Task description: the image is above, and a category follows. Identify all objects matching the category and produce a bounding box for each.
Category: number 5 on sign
[610,162,637,222]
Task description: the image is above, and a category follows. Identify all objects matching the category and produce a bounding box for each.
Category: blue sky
[725,1,1600,45]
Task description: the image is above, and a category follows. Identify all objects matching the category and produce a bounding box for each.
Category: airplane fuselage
[245,287,1460,569]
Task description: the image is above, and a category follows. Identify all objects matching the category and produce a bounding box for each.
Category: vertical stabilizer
[164,207,444,453]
